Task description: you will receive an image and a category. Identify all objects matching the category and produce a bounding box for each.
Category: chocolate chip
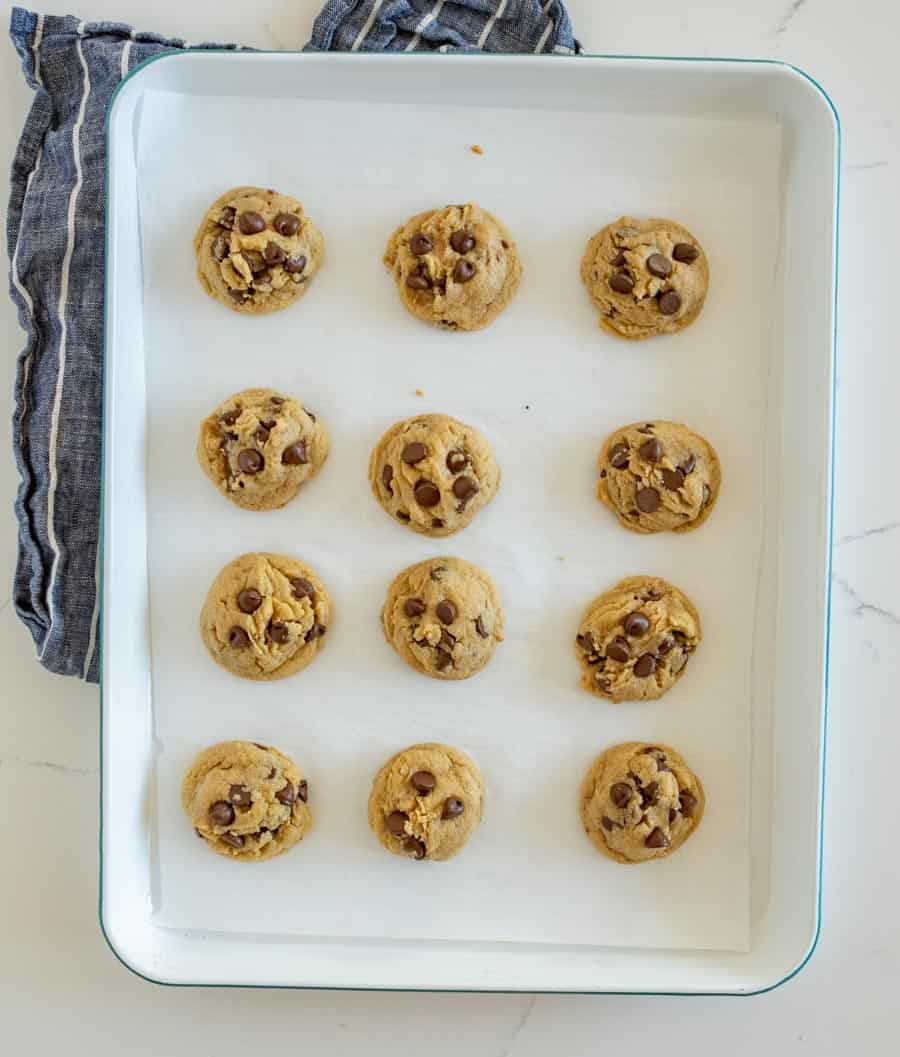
[264,241,286,266]
[273,212,300,237]
[634,653,657,678]
[381,464,394,492]
[610,251,626,267]
[446,450,468,473]
[645,827,669,849]
[255,425,271,444]
[396,511,411,522]
[238,211,265,235]
[609,272,634,294]
[453,259,476,283]
[305,623,326,643]
[229,784,252,810]
[662,468,685,491]
[452,476,478,502]
[679,454,696,476]
[298,780,308,802]
[641,781,659,806]
[195,827,205,839]
[228,626,250,648]
[238,589,262,614]
[432,518,444,529]
[601,816,618,832]
[254,743,269,750]
[410,232,433,255]
[284,255,307,274]
[673,242,699,263]
[282,441,308,465]
[610,782,633,808]
[475,615,489,638]
[501,240,509,249]
[275,782,295,805]
[623,612,650,637]
[413,480,440,507]
[577,631,596,654]
[436,600,457,625]
[404,837,426,859]
[292,578,315,601]
[221,832,245,849]
[268,620,289,645]
[636,486,661,513]
[406,270,431,290]
[386,810,408,836]
[218,206,236,229]
[404,598,426,618]
[439,630,456,651]
[595,675,611,691]
[304,408,316,422]
[435,647,453,671]
[242,249,266,274]
[658,290,682,315]
[227,288,248,302]
[646,586,663,601]
[220,409,240,426]
[703,484,712,507]
[679,791,698,817]
[646,253,672,278]
[253,270,272,287]
[209,801,235,826]
[657,635,675,655]
[431,565,447,582]
[669,809,678,824]
[271,396,285,405]
[402,441,427,464]
[442,797,465,820]
[603,637,629,664]
[639,438,663,463]
[237,448,264,474]
[411,771,436,794]
[609,442,630,469]
[450,230,476,253]
[211,235,229,261]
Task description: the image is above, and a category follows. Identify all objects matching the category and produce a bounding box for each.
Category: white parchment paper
[136,89,782,952]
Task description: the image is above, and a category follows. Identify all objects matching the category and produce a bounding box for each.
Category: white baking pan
[101,51,837,992]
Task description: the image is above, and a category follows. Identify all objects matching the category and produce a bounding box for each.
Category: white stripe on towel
[405,0,444,52]
[41,26,92,661]
[534,0,555,52]
[477,0,508,49]
[351,0,386,51]
[120,36,133,80]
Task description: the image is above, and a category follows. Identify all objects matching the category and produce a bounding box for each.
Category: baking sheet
[137,89,782,953]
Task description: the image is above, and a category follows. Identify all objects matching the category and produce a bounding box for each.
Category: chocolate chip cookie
[581,216,708,339]
[198,388,328,511]
[368,743,484,861]
[580,742,705,864]
[382,557,504,681]
[598,420,721,534]
[194,186,323,314]
[200,552,331,681]
[576,576,701,702]
[383,202,521,331]
[182,740,312,862]
[369,414,500,536]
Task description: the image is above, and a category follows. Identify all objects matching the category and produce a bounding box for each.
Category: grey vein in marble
[832,575,900,627]
[836,522,900,546]
[498,997,537,1057]
[846,161,888,172]
[774,0,808,34]
[3,755,97,776]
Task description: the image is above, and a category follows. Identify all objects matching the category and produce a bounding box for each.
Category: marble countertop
[1,0,895,1051]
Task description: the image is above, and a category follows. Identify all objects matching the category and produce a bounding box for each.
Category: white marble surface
[0,0,895,1050]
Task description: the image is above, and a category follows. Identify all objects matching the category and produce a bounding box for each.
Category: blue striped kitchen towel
[7,2,578,685]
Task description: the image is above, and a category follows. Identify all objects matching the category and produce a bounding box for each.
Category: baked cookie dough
[581,216,708,339]
[200,552,331,681]
[580,742,705,864]
[182,740,311,862]
[369,414,500,536]
[194,186,323,314]
[197,388,328,511]
[382,557,503,681]
[383,202,521,331]
[368,742,484,861]
[598,420,720,534]
[576,576,701,702]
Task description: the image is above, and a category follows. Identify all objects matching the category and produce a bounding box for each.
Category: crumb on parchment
[415,388,425,397]
[470,145,484,155]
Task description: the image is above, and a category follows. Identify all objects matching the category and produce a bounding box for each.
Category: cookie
[369,414,500,536]
[580,742,705,864]
[581,216,708,339]
[194,186,323,314]
[200,552,331,681]
[182,740,311,862]
[597,420,720,534]
[197,388,328,511]
[382,557,503,680]
[383,202,521,331]
[575,576,701,702]
[368,742,484,861]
